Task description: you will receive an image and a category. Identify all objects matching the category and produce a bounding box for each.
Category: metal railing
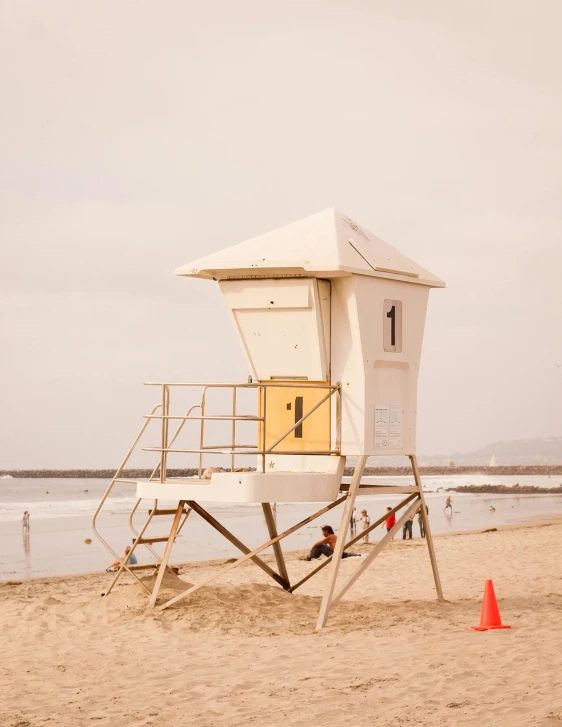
[92,401,202,565]
[92,380,341,568]
[142,380,342,479]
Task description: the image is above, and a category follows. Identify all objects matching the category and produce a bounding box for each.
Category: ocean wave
[0,496,267,522]
[1,475,556,523]
[0,496,137,522]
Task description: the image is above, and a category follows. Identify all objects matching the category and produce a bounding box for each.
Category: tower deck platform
[136,467,344,503]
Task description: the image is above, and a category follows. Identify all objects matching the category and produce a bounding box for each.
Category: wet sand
[4,474,562,580]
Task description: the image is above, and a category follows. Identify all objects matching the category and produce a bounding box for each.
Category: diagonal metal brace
[159,495,348,611]
[187,501,290,590]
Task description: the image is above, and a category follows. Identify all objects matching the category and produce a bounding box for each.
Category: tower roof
[175,209,445,288]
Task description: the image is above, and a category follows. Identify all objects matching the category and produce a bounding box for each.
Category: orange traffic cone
[471,579,511,631]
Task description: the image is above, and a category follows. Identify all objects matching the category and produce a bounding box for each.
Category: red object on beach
[471,579,511,631]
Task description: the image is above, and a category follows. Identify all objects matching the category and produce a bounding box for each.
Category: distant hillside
[422,437,562,466]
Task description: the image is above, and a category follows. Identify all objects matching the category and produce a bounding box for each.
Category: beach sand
[2,522,562,726]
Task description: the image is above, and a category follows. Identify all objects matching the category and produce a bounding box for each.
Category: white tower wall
[220,271,430,458]
[332,275,429,456]
[219,278,331,382]
[176,209,443,466]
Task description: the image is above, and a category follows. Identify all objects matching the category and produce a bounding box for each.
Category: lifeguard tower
[93,209,445,628]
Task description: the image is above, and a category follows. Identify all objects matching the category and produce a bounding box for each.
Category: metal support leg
[289,493,417,594]
[149,501,186,607]
[410,454,444,601]
[262,502,290,587]
[330,496,421,606]
[187,501,289,589]
[315,455,368,630]
[159,495,347,611]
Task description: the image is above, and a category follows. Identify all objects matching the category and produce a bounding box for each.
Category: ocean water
[2,474,562,580]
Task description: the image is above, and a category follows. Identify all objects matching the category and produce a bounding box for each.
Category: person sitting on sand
[202,466,221,480]
[300,525,359,561]
[106,546,138,572]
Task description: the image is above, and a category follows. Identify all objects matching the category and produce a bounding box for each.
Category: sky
[1,0,561,468]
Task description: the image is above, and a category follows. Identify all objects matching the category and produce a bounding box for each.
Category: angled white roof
[175,209,445,288]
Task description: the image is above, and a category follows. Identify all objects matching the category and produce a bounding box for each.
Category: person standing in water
[22,511,30,531]
[444,496,453,513]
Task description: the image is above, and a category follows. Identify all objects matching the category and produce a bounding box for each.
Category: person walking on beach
[383,506,396,535]
[106,545,138,572]
[444,496,453,513]
[358,509,371,543]
[300,526,359,561]
[22,511,30,531]
[402,514,414,540]
[418,504,428,538]
[350,507,357,537]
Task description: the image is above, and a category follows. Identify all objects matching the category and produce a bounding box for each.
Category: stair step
[135,536,172,544]
[149,508,188,516]
[128,564,180,574]
[127,563,159,571]
[339,484,418,494]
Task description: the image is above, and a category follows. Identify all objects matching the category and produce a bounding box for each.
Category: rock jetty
[2,465,562,478]
[446,484,562,494]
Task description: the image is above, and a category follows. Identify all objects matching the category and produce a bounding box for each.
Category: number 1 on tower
[383,299,402,352]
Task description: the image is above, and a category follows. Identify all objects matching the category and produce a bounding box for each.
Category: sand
[2,522,562,726]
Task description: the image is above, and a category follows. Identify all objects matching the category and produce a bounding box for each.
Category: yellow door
[260,383,331,453]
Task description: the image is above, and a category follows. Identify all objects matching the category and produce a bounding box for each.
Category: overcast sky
[1,1,561,468]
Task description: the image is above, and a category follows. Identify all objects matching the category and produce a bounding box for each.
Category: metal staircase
[92,401,200,595]
[93,380,342,602]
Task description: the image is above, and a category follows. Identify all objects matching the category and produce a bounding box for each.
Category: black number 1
[294,397,303,438]
[285,397,304,438]
[387,305,396,346]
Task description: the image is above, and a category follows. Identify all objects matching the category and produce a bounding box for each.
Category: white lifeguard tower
[93,209,445,628]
